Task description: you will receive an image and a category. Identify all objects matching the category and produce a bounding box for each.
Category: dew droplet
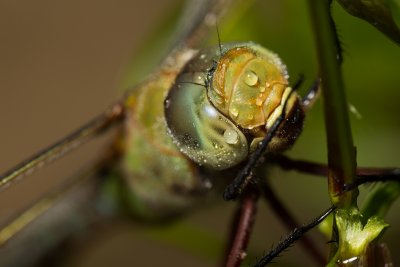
[203,180,212,189]
[165,99,170,108]
[230,107,239,117]
[223,128,239,144]
[259,87,265,93]
[256,98,263,106]
[244,70,258,86]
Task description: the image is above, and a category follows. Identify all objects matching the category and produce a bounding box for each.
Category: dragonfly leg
[301,78,321,111]
[252,205,335,267]
[269,154,400,190]
[223,187,259,267]
[261,179,326,266]
[223,89,297,201]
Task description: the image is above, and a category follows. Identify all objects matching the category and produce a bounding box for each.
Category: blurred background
[0,0,399,266]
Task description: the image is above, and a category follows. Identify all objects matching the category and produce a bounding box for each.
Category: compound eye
[165,76,248,170]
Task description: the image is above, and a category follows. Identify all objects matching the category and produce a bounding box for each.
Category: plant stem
[307,0,357,207]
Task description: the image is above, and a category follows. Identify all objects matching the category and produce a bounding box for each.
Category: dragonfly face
[165,42,304,170]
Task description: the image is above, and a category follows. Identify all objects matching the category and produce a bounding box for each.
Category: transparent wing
[0,166,103,267]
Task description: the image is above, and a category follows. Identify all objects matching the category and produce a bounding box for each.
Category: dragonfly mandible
[0,0,400,267]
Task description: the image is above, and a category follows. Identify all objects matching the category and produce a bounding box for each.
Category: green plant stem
[307,1,357,207]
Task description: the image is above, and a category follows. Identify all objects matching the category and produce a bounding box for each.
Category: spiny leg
[223,88,297,201]
[223,187,259,267]
[261,180,326,266]
[252,205,335,267]
[345,171,400,191]
[269,155,400,190]
[223,73,322,201]
[268,154,328,177]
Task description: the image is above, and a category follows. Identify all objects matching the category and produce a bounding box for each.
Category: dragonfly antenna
[179,81,206,88]
[216,21,222,55]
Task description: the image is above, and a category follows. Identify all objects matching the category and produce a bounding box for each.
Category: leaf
[336,0,400,45]
[327,208,389,266]
[388,0,400,28]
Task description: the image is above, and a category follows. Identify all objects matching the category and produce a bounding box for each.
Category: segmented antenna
[216,21,223,55]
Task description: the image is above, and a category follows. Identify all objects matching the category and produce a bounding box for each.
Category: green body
[113,42,304,220]
[115,48,218,220]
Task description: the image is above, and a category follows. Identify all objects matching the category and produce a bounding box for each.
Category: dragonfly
[0,0,400,267]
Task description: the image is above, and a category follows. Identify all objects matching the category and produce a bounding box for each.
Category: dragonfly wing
[0,167,108,267]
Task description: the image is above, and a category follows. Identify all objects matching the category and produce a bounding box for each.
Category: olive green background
[0,1,399,266]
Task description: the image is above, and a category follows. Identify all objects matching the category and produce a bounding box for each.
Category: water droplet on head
[165,99,170,108]
[244,70,258,86]
[223,128,239,144]
[230,107,239,118]
[256,98,263,106]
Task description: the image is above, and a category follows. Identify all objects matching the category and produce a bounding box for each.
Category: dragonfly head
[208,43,305,152]
[164,43,304,171]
